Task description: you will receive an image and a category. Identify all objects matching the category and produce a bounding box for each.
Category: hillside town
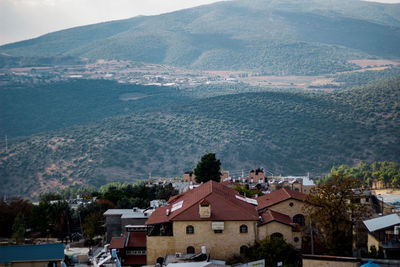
[1,163,400,267]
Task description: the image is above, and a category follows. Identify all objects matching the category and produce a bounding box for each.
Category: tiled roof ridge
[213,191,258,220]
[167,182,214,221]
[260,209,293,226]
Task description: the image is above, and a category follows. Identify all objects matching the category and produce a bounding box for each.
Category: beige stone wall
[367,233,380,251]
[302,185,315,194]
[303,259,359,267]
[257,221,301,249]
[267,199,305,220]
[146,220,257,265]
[147,235,176,265]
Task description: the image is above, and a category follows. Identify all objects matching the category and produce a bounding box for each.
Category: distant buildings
[104,208,152,243]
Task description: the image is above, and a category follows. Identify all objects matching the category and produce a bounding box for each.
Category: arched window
[271,232,283,239]
[187,246,195,254]
[186,225,194,234]
[293,214,305,226]
[240,245,248,254]
[294,237,299,243]
[240,224,248,233]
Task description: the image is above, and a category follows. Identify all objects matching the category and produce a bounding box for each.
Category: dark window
[289,202,294,207]
[240,224,248,233]
[157,257,164,265]
[187,246,195,254]
[293,214,305,226]
[294,188,299,192]
[294,237,299,243]
[240,245,248,254]
[214,230,223,234]
[271,232,283,239]
[186,225,194,234]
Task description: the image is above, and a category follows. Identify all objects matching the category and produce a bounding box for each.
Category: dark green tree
[227,237,301,266]
[194,153,221,183]
[12,213,26,244]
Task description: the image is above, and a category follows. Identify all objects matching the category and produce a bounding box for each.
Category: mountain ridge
[1,0,400,75]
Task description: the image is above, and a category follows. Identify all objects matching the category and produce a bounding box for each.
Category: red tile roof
[256,188,305,211]
[110,236,125,249]
[127,232,146,247]
[260,209,293,226]
[124,255,146,265]
[146,181,259,225]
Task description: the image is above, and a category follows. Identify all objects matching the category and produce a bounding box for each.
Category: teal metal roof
[0,243,64,264]
[361,260,380,267]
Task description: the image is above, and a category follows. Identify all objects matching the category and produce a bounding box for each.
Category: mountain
[1,77,399,197]
[1,0,400,75]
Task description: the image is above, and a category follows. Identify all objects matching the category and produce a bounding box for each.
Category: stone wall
[146,220,257,265]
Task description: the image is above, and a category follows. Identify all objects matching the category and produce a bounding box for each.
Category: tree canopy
[304,174,371,256]
[194,153,221,183]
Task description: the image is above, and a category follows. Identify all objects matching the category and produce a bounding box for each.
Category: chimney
[199,199,211,218]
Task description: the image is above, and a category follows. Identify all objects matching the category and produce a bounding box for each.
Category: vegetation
[0,181,177,241]
[0,80,189,138]
[227,237,301,266]
[1,0,399,75]
[304,175,371,256]
[194,153,222,183]
[319,161,400,188]
[0,77,399,197]
[12,213,26,243]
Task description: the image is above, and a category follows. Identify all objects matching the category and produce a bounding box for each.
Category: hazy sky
[1,0,399,45]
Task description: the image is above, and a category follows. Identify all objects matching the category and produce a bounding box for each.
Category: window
[271,232,283,239]
[289,202,294,207]
[187,246,195,254]
[157,257,164,265]
[240,224,248,233]
[186,225,194,234]
[240,245,248,254]
[294,237,299,243]
[214,230,223,234]
[293,214,305,226]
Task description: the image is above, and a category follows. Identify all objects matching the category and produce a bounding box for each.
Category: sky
[1,0,399,46]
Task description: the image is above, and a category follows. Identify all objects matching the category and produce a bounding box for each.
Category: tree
[227,237,301,266]
[194,153,221,183]
[304,174,371,256]
[12,213,26,244]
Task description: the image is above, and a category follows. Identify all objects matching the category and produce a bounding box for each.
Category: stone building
[145,180,259,265]
[268,176,315,194]
[249,168,266,184]
[256,188,307,249]
[104,208,150,242]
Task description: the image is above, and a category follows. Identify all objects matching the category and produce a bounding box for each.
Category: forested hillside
[1,77,399,197]
[1,0,400,75]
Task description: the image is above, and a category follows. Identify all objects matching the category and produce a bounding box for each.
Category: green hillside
[1,77,399,197]
[1,0,399,75]
[0,80,189,138]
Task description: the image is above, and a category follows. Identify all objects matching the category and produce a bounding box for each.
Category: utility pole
[310,220,314,255]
